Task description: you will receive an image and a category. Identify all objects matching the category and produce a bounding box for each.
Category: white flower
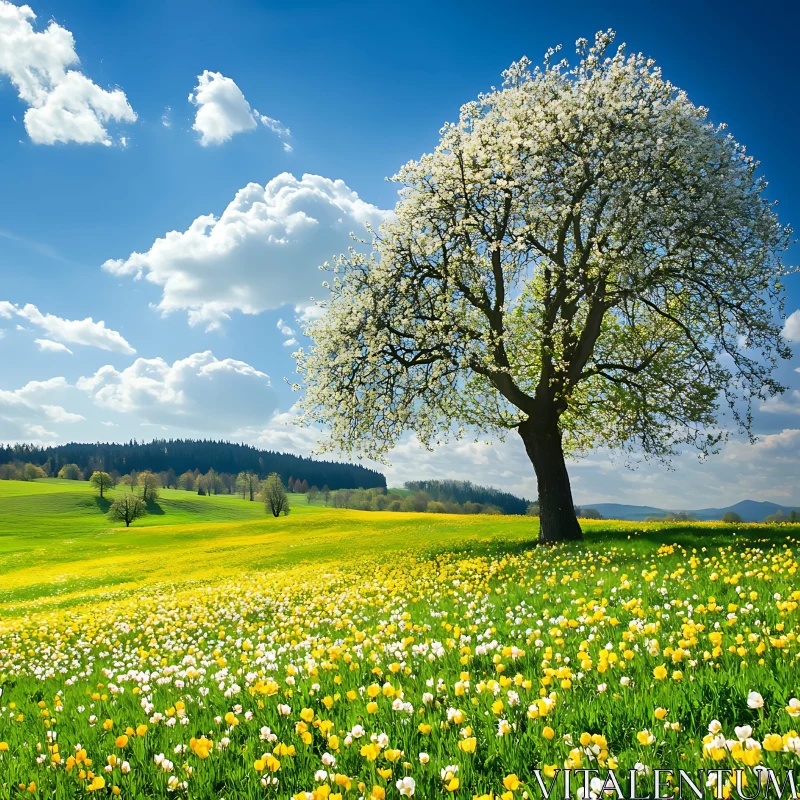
[419,752,429,764]
[735,725,753,742]
[786,698,800,718]
[396,776,416,796]
[708,720,722,734]
[747,692,764,709]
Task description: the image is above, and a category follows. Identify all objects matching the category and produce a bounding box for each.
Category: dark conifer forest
[0,439,386,490]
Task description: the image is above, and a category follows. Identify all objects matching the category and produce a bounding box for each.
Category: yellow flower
[458,737,477,753]
[115,735,128,748]
[637,730,655,746]
[653,665,668,680]
[542,726,555,740]
[503,774,522,791]
[763,734,783,752]
[360,743,381,761]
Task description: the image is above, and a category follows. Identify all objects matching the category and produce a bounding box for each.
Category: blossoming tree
[296,31,792,543]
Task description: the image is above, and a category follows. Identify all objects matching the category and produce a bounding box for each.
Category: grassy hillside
[0,478,540,616]
[0,478,792,618]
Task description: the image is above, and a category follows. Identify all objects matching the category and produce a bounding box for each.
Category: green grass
[1,478,800,798]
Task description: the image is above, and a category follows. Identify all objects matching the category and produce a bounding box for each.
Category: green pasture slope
[0,478,796,620]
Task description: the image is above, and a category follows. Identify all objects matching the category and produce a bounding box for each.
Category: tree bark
[518,417,583,544]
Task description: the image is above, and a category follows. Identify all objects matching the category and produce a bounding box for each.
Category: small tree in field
[138,470,161,503]
[296,31,792,544]
[261,473,290,517]
[108,494,147,527]
[58,463,82,481]
[722,511,742,524]
[89,470,113,498]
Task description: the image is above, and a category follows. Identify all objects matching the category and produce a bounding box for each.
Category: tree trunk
[518,418,583,544]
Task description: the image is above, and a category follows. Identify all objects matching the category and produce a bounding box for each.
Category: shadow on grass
[585,522,793,552]
[93,496,112,513]
[424,520,797,563]
[145,500,165,515]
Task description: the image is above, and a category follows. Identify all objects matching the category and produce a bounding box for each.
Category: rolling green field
[1,479,799,799]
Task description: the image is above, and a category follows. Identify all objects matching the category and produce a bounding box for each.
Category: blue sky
[1,0,798,507]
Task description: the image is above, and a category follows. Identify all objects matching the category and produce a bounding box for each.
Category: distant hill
[584,503,669,522]
[0,439,386,491]
[588,499,799,523]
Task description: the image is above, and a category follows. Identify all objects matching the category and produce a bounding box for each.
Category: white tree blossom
[296,31,792,543]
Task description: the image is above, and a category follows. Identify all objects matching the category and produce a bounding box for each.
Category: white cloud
[161,106,171,127]
[277,318,297,346]
[295,304,325,324]
[188,71,290,147]
[0,329,5,339]
[102,173,387,329]
[77,351,279,431]
[761,388,800,415]
[277,318,295,336]
[0,375,83,444]
[25,423,55,439]
[0,301,14,317]
[2,302,135,353]
[35,337,73,354]
[783,310,800,342]
[42,404,84,422]
[0,0,136,145]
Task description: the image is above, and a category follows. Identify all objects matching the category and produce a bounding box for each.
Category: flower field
[1,481,799,799]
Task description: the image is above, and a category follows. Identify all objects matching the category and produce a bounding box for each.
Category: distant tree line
[0,439,385,491]
[525,502,603,520]
[323,482,538,515]
[403,480,532,515]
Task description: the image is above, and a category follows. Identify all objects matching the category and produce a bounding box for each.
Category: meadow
[1,479,799,799]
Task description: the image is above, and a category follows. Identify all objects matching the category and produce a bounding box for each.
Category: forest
[0,439,386,491]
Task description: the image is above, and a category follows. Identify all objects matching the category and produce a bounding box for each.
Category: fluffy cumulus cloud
[189,71,290,147]
[102,173,388,329]
[760,366,800,416]
[35,338,72,354]
[1,301,135,353]
[784,310,800,342]
[77,351,279,431]
[0,0,136,145]
[0,376,81,444]
[277,318,297,347]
